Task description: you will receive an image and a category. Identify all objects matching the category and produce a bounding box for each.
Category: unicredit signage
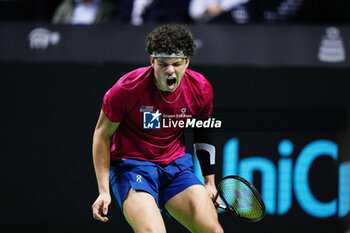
[220,138,350,218]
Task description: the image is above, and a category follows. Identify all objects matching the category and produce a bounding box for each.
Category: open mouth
[166,77,177,90]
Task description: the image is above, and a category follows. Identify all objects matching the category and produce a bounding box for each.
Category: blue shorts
[109,153,203,211]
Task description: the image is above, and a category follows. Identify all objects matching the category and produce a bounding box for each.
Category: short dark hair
[145,24,196,57]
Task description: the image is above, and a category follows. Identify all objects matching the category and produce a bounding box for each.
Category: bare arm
[92,110,120,222]
[203,174,217,199]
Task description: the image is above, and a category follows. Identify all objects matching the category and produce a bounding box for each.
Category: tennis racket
[213,175,266,222]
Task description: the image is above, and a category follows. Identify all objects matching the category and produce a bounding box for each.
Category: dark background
[1,61,349,232]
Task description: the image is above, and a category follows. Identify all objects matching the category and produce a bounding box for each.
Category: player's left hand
[204,174,222,210]
[203,175,218,199]
[204,181,217,200]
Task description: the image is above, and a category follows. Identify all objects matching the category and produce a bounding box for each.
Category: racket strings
[219,178,264,220]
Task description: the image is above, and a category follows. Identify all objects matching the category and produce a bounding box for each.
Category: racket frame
[214,175,266,222]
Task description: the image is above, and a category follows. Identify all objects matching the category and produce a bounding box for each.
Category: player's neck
[157,81,183,104]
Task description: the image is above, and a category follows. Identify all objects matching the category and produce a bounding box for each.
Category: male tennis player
[92,24,223,233]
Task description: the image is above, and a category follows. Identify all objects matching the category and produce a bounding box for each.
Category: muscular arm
[193,126,218,199]
[92,110,120,222]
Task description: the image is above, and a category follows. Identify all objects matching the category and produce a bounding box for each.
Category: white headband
[151,51,187,58]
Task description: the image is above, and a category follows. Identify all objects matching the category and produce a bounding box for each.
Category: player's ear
[185,57,190,67]
[150,56,155,67]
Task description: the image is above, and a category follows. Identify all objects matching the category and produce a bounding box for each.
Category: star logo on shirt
[143,110,162,129]
[151,110,161,122]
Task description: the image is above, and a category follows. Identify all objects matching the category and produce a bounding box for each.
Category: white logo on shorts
[136,175,142,182]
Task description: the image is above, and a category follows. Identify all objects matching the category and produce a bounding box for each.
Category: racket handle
[214,202,226,209]
[214,202,226,214]
[217,204,226,209]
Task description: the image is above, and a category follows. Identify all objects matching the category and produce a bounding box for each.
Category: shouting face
[151,56,189,92]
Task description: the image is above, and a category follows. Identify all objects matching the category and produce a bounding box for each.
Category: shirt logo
[136,175,142,182]
[143,110,161,129]
[140,105,154,112]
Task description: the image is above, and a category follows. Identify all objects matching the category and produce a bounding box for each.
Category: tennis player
[92,24,223,233]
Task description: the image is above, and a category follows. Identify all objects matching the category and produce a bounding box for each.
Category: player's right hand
[92,193,111,222]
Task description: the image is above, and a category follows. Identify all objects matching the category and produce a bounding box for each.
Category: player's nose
[165,65,175,75]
